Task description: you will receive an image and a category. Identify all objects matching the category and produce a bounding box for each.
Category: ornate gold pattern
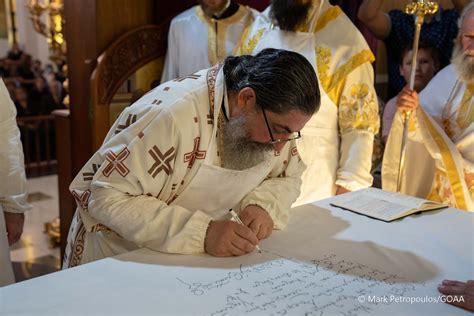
[239,28,265,55]
[316,46,331,91]
[316,47,375,105]
[96,25,167,105]
[26,0,66,63]
[338,83,379,134]
[295,5,342,33]
[206,64,226,167]
[419,109,468,210]
[314,6,342,32]
[456,87,473,130]
[68,221,86,268]
[426,169,457,208]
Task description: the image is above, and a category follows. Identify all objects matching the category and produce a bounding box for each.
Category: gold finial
[406,0,439,18]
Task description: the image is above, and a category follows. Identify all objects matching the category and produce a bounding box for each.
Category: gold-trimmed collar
[195,4,248,26]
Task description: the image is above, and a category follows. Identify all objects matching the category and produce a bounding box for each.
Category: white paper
[164,250,429,315]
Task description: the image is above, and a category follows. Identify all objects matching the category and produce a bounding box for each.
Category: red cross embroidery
[72,190,91,209]
[82,163,101,181]
[102,148,130,177]
[291,146,298,156]
[173,73,201,82]
[184,137,206,169]
[148,146,176,177]
[115,114,137,134]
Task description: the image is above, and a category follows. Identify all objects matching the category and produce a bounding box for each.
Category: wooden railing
[16,115,57,177]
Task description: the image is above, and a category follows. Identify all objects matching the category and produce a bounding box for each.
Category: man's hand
[4,212,25,246]
[336,186,351,195]
[397,86,419,113]
[204,220,259,257]
[239,205,274,240]
[438,279,474,311]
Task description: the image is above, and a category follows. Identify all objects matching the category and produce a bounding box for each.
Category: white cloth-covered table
[1,195,473,315]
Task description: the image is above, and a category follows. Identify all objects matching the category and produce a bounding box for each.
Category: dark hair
[270,0,312,32]
[399,41,439,66]
[223,48,320,116]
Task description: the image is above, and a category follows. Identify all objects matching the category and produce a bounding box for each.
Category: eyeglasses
[261,106,301,144]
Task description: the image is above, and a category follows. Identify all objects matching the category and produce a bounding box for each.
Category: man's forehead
[462,13,474,32]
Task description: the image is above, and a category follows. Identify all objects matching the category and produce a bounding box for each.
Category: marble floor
[10,175,61,283]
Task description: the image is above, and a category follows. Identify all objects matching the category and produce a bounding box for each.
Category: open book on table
[330,188,448,222]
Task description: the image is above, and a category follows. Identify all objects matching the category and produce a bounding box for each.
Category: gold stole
[195,5,251,65]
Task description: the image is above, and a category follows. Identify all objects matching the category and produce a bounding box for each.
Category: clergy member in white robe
[63,49,321,268]
[0,79,30,286]
[382,3,474,211]
[236,0,379,205]
[161,0,258,82]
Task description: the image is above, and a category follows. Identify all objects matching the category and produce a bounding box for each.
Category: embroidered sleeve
[0,80,30,214]
[338,63,380,134]
[336,62,379,191]
[88,108,212,254]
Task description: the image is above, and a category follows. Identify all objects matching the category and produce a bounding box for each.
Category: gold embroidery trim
[195,5,250,65]
[426,170,444,203]
[239,27,265,56]
[314,5,343,32]
[328,49,375,94]
[316,46,331,92]
[419,109,468,210]
[456,87,473,130]
[295,5,342,33]
[316,47,375,105]
[338,83,380,134]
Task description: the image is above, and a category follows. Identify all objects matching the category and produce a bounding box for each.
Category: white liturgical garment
[237,1,379,205]
[161,4,257,82]
[383,65,473,211]
[0,79,30,286]
[64,65,306,268]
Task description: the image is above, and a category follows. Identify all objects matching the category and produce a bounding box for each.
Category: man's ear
[236,87,257,112]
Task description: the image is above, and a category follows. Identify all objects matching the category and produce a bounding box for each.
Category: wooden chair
[90,23,169,149]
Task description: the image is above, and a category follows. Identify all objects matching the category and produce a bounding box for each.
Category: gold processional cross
[396,0,439,192]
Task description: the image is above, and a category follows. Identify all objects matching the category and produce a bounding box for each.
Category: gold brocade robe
[237,1,380,204]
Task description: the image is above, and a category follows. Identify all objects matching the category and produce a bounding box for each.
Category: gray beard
[220,115,273,171]
[451,44,474,85]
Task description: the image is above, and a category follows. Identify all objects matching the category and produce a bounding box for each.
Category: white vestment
[237,1,379,205]
[0,79,30,286]
[161,5,257,82]
[64,65,306,268]
[383,65,473,211]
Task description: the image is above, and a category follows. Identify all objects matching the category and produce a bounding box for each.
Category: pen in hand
[229,209,262,253]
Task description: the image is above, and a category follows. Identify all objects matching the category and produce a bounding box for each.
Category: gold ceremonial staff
[396,0,439,192]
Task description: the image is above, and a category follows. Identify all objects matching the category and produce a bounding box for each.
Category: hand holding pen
[232,205,274,245]
[229,209,262,253]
